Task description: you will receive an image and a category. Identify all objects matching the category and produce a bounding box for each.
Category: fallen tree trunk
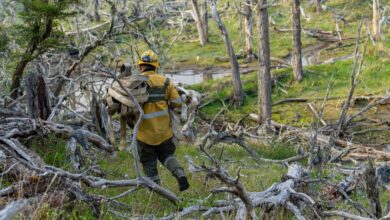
[163,164,319,219]
[274,27,355,42]
[0,117,115,153]
[249,114,390,160]
[163,163,317,219]
[272,96,341,106]
[0,200,29,220]
[352,95,390,105]
[199,126,307,165]
[0,136,180,217]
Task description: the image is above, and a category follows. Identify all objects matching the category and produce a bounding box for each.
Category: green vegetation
[28,134,72,169]
[33,138,298,218]
[196,51,390,124]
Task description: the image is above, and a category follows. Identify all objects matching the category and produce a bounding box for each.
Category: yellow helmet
[138,50,159,68]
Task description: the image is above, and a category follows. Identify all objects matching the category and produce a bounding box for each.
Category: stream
[166,69,227,85]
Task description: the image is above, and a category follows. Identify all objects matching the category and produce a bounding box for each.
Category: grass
[28,134,72,169]
[195,41,390,124]
[163,0,375,67]
[90,142,296,218]
[26,134,299,218]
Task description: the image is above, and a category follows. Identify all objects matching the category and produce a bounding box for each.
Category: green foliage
[28,134,71,169]
[9,0,76,59]
[0,25,9,53]
[19,0,77,18]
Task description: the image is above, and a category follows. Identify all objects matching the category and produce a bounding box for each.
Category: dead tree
[0,125,181,218]
[257,0,272,127]
[24,72,51,120]
[325,21,367,162]
[190,0,208,46]
[164,162,318,219]
[91,90,110,142]
[210,0,244,107]
[315,0,322,13]
[364,160,382,218]
[373,0,380,41]
[236,0,255,61]
[54,1,119,97]
[95,0,101,21]
[201,0,209,40]
[292,0,303,82]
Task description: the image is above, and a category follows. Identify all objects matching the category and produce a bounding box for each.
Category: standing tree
[9,0,73,99]
[236,0,255,62]
[94,0,101,21]
[190,0,208,46]
[315,0,322,13]
[257,0,272,127]
[292,0,303,82]
[372,0,380,41]
[24,72,51,120]
[201,0,209,41]
[210,0,244,106]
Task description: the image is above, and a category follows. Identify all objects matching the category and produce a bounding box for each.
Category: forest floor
[14,0,390,219]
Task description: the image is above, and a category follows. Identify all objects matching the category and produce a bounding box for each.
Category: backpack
[104,75,149,114]
[104,74,200,145]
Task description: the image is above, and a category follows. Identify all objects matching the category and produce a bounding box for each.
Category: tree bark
[210,0,243,106]
[364,160,382,218]
[315,0,322,13]
[244,0,254,60]
[190,0,207,46]
[24,72,51,120]
[201,0,209,41]
[10,56,33,100]
[94,0,100,21]
[257,0,272,127]
[372,0,380,41]
[292,0,303,82]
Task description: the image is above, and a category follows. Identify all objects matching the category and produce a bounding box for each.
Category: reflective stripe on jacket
[137,71,182,145]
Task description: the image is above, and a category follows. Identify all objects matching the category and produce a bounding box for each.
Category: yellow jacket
[137,71,182,145]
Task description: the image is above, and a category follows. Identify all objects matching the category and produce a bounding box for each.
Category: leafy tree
[9,0,76,99]
[0,26,9,53]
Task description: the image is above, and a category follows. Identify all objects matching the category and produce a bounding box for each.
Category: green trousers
[137,138,184,183]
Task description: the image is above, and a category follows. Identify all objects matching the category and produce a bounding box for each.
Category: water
[284,42,331,66]
[70,69,229,112]
[166,70,203,85]
[166,69,229,85]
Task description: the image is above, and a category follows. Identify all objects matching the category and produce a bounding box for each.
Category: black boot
[177,176,190,191]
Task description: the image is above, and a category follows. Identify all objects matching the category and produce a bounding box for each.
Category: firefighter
[136,50,190,191]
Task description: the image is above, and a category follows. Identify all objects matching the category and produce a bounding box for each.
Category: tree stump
[24,72,51,120]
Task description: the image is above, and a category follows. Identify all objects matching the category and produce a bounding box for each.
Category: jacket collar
[141,70,156,76]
